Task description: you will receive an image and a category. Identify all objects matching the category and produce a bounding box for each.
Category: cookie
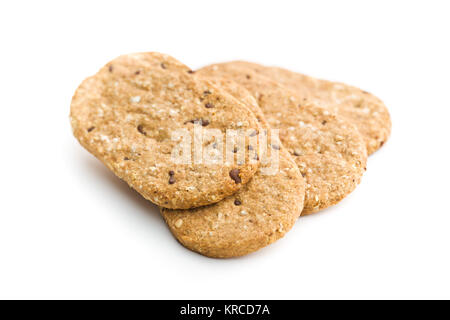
[161,148,306,258]
[222,61,391,155]
[70,52,261,209]
[197,64,367,214]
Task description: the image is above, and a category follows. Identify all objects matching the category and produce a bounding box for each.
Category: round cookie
[161,149,305,258]
[70,52,261,209]
[223,61,391,155]
[197,64,367,214]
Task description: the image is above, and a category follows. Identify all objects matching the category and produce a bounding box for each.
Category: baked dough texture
[197,64,367,213]
[221,61,391,155]
[70,53,261,209]
[161,149,305,258]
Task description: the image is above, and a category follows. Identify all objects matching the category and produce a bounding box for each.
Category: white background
[1,0,449,300]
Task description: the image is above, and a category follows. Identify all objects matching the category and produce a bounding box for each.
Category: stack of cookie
[70,52,391,258]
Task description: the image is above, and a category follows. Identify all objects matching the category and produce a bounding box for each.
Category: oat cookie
[161,149,305,258]
[223,61,391,155]
[70,53,261,209]
[197,65,367,214]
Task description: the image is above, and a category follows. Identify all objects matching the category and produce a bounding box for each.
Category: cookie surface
[198,65,367,214]
[161,149,305,258]
[204,78,268,126]
[224,61,391,155]
[70,53,261,209]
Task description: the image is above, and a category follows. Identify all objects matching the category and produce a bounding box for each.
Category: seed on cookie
[271,144,280,150]
[205,102,214,108]
[185,118,210,126]
[229,169,241,184]
[168,171,176,184]
[137,124,146,135]
[174,219,183,228]
[87,126,95,132]
[234,199,242,206]
[160,63,167,69]
[130,96,141,103]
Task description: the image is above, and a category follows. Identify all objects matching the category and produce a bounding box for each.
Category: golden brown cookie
[223,61,391,155]
[197,65,367,214]
[70,53,261,209]
[161,148,305,258]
